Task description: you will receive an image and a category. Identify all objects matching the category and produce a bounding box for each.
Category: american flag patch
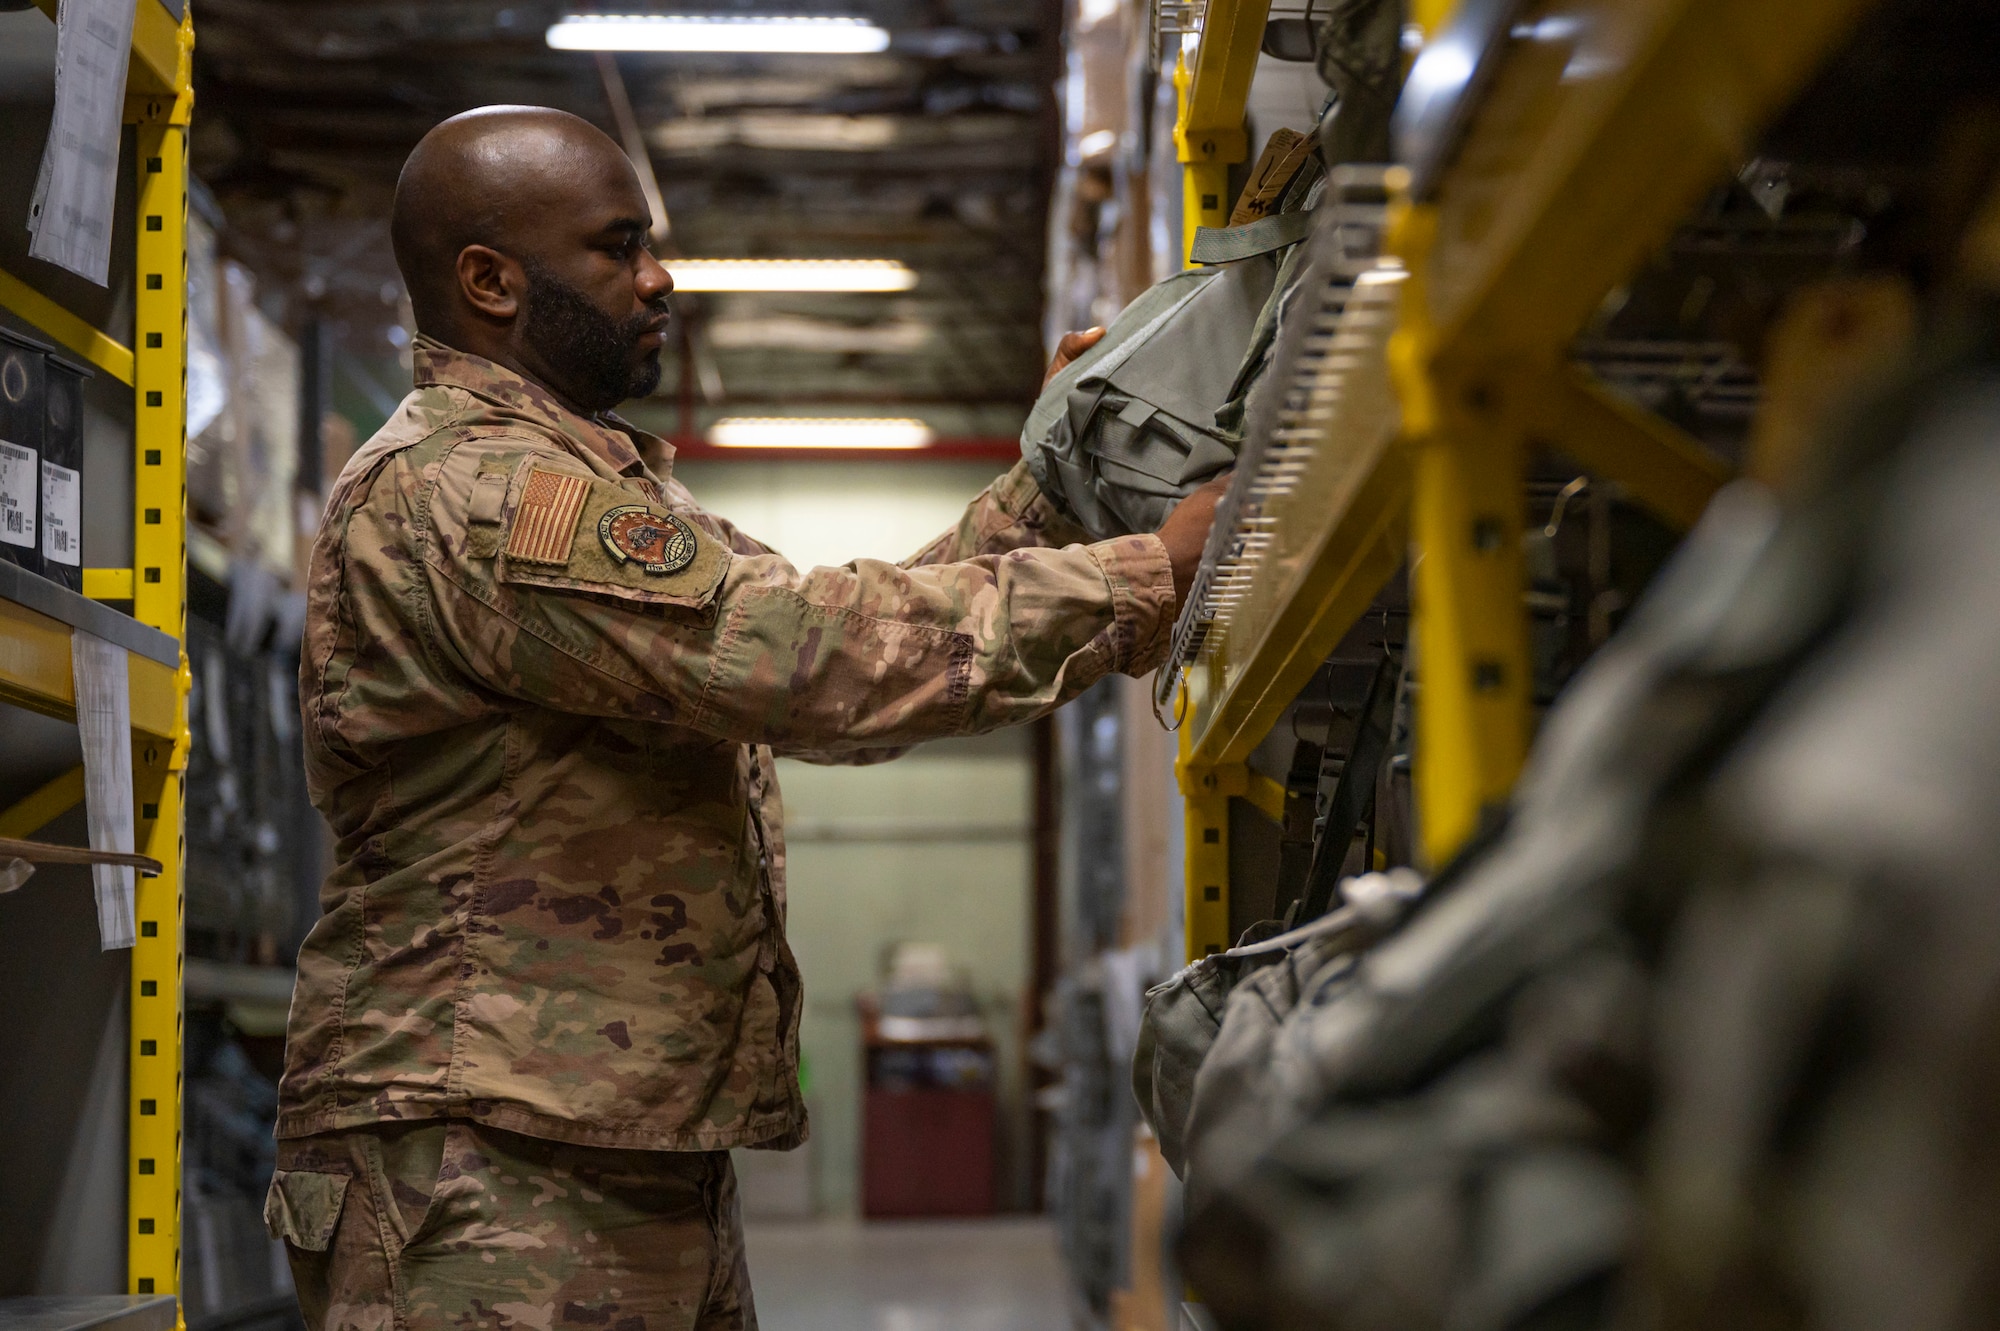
[504,468,590,565]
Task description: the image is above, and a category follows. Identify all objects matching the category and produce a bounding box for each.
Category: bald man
[263,107,1222,1330]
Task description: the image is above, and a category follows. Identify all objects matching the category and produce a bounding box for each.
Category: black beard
[520,258,667,413]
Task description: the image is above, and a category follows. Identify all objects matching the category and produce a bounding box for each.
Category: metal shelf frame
[0,0,193,1312]
[1172,0,1272,261]
[1391,0,1865,861]
[1171,0,1866,957]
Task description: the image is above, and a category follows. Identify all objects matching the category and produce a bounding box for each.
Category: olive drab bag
[1020,132,1324,540]
[1130,870,1423,1180]
[1130,646,1413,1180]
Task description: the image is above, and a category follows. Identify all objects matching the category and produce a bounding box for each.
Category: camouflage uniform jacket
[278,338,1176,1150]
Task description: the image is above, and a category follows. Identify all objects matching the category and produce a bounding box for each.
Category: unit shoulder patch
[598,505,699,575]
[499,469,729,612]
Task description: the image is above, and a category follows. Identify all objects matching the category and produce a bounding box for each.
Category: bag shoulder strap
[1189,211,1315,265]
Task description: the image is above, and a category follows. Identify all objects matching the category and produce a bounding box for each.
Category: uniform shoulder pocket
[264,1168,351,1252]
[497,459,728,611]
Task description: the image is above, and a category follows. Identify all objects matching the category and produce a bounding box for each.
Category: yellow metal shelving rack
[1169,0,1870,959]
[0,0,194,1309]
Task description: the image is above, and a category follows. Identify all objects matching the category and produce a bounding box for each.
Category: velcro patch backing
[505,468,591,564]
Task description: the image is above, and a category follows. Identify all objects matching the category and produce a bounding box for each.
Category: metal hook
[1543,475,1590,539]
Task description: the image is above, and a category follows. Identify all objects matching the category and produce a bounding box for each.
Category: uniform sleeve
[659,473,777,557]
[901,459,1091,568]
[419,441,1176,753]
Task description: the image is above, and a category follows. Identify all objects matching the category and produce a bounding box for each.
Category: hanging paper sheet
[28,0,140,285]
[72,630,137,949]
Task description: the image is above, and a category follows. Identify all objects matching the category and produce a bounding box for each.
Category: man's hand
[1155,472,1233,608]
[1044,327,1106,387]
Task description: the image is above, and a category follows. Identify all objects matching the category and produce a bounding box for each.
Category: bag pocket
[1084,398,1239,534]
[264,1169,351,1252]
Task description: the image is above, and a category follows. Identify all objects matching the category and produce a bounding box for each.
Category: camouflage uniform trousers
[266,1119,756,1331]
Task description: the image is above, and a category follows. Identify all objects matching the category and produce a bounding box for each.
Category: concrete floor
[743,1217,1073,1331]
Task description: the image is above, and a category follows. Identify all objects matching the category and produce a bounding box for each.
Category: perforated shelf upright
[0,0,194,1315]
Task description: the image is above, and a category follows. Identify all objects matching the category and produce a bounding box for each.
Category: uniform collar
[411,335,673,485]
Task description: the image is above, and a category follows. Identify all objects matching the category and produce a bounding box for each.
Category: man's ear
[456,244,522,322]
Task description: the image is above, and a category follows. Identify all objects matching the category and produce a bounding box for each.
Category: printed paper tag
[72,631,136,950]
[28,0,140,284]
[0,442,34,550]
[40,459,79,565]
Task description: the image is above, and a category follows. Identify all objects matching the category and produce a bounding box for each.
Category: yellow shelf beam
[129,0,188,98]
[1186,516,1407,772]
[0,267,135,386]
[0,594,73,723]
[1243,771,1286,824]
[1420,0,1874,363]
[29,0,186,99]
[1525,366,1732,531]
[84,568,137,601]
[0,595,182,738]
[1183,269,1410,769]
[0,766,85,840]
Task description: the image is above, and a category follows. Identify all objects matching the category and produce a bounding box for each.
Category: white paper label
[0,441,34,550]
[41,458,79,565]
[73,631,136,950]
[27,0,140,285]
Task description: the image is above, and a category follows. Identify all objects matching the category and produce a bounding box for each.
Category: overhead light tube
[707,418,937,449]
[548,14,892,53]
[667,259,918,292]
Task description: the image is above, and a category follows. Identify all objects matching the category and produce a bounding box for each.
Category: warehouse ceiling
[189,0,1063,437]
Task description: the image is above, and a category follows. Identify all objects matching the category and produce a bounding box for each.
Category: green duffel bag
[1020,172,1320,540]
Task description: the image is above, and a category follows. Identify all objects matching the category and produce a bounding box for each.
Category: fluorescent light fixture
[1077,128,1117,159]
[707,314,934,353]
[708,417,936,449]
[548,14,891,53]
[667,258,918,292]
[653,114,901,152]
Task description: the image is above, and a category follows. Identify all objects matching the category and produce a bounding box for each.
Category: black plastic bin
[0,326,49,580]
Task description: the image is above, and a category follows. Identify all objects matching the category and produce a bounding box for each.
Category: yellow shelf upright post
[1394,0,1532,872]
[1172,0,1272,265]
[125,6,194,1311]
[1170,0,1270,957]
[1388,193,1530,868]
[1176,722,1241,962]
